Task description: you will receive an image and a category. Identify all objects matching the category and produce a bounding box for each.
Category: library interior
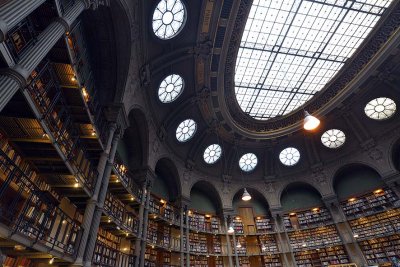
[0,0,399,266]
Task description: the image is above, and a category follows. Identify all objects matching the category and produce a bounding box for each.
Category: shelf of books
[2,257,31,267]
[233,216,244,234]
[358,234,400,266]
[232,236,247,255]
[239,256,250,267]
[341,188,399,219]
[262,254,282,266]
[255,215,274,233]
[348,209,400,240]
[283,207,332,231]
[147,220,158,244]
[0,142,81,255]
[94,228,121,266]
[259,234,279,254]
[188,211,221,233]
[288,225,342,251]
[189,232,208,253]
[149,195,179,224]
[294,245,350,267]
[104,192,139,235]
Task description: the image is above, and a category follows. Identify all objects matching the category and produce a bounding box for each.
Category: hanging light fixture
[241,188,252,201]
[303,111,320,131]
[227,224,234,234]
[236,241,242,248]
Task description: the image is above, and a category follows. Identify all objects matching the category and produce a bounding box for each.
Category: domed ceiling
[140,0,400,180]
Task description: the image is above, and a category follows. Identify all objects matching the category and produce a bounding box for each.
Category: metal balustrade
[104,192,139,235]
[65,21,110,147]
[0,149,82,256]
[113,154,143,201]
[25,61,98,194]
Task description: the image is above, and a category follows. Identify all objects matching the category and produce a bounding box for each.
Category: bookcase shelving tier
[348,208,400,239]
[283,207,332,231]
[294,245,350,267]
[255,216,274,233]
[341,188,399,218]
[239,256,250,267]
[259,234,279,254]
[358,234,400,265]
[188,211,221,233]
[262,254,282,266]
[288,225,342,251]
[233,216,244,234]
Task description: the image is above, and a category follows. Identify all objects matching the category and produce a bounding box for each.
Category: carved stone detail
[222,175,232,195]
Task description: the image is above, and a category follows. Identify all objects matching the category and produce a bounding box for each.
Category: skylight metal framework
[235,0,392,120]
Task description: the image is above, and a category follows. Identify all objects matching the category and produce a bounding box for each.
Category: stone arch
[279,182,323,211]
[189,180,223,215]
[332,163,384,200]
[231,187,271,216]
[154,157,182,202]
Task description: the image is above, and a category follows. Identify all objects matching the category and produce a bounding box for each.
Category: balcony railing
[25,61,98,194]
[104,193,139,235]
[113,154,143,201]
[0,149,82,256]
[66,21,110,147]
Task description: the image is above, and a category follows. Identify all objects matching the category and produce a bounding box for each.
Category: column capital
[132,166,156,186]
[322,194,339,206]
[0,67,28,87]
[270,207,283,218]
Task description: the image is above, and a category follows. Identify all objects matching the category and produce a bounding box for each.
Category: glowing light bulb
[303,111,320,131]
[241,188,251,201]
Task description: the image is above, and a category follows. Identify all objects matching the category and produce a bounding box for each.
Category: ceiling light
[227,226,234,234]
[71,76,76,82]
[49,258,55,264]
[303,111,320,131]
[74,182,79,188]
[374,189,383,194]
[242,188,251,201]
[236,242,242,248]
[302,243,307,247]
[348,197,356,202]
[353,233,359,238]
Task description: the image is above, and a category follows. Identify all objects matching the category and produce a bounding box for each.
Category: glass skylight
[235,0,392,120]
[158,74,184,103]
[176,119,197,142]
[321,129,346,148]
[364,97,396,120]
[279,147,300,166]
[239,153,258,172]
[203,144,222,164]
[152,0,186,40]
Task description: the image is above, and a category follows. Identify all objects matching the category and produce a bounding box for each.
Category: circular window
[279,147,300,166]
[364,97,396,120]
[176,119,197,142]
[203,144,222,164]
[152,0,186,40]
[239,153,258,172]
[321,129,346,149]
[158,74,184,103]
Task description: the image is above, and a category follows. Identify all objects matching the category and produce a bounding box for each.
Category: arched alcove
[153,158,181,202]
[189,181,222,215]
[232,188,270,216]
[333,164,384,200]
[117,108,149,169]
[281,183,323,212]
[392,138,400,172]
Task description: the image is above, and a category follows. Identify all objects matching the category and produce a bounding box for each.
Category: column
[272,211,296,267]
[75,124,116,264]
[323,197,367,266]
[185,206,190,267]
[83,129,121,267]
[231,232,239,267]
[139,179,152,267]
[0,0,90,111]
[180,206,185,267]
[0,0,47,42]
[223,215,233,267]
[134,182,146,267]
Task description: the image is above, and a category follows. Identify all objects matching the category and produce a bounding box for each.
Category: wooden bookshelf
[147,220,158,244]
[189,232,208,253]
[212,235,222,254]
[262,254,282,266]
[239,256,250,267]
[288,225,342,251]
[144,247,157,267]
[258,234,279,254]
[358,234,400,265]
[294,245,349,267]
[255,215,274,233]
[232,236,247,255]
[233,216,244,234]
[341,188,399,218]
[348,209,400,239]
[283,207,332,230]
